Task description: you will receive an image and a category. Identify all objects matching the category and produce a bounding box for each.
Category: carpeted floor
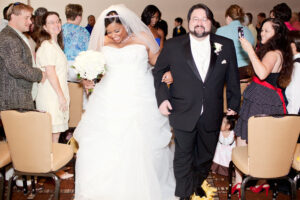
[3,160,298,200]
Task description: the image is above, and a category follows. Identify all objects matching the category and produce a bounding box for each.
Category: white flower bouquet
[72,50,106,80]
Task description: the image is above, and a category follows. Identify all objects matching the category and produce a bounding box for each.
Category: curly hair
[256,18,293,88]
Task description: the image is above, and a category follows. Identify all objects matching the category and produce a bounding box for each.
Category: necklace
[121,35,131,43]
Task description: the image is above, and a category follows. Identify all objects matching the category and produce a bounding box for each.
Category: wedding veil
[88,4,159,54]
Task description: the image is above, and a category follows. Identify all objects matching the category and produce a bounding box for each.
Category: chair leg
[241,176,252,200]
[31,176,36,194]
[22,175,28,194]
[285,176,297,200]
[227,161,234,200]
[294,173,299,188]
[51,173,60,200]
[272,181,278,200]
[0,172,4,200]
[6,173,16,200]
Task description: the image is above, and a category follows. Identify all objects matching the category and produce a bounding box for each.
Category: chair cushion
[52,143,74,171]
[292,144,300,171]
[0,142,11,167]
[232,146,249,175]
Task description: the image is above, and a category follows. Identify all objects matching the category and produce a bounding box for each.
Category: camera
[238,26,244,38]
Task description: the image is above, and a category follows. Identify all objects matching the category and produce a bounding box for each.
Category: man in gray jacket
[0,3,45,111]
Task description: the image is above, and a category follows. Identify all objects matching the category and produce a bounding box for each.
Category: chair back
[68,82,83,128]
[1,110,52,173]
[248,115,300,178]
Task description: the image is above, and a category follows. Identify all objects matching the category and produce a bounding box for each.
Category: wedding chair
[68,82,84,128]
[0,141,11,199]
[1,110,74,200]
[227,114,300,200]
[292,144,300,188]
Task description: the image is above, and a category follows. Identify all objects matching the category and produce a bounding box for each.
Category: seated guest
[216,4,255,79]
[286,31,300,114]
[62,4,90,82]
[85,15,95,34]
[172,17,186,37]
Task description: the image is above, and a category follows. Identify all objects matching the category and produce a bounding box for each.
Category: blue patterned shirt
[62,23,90,61]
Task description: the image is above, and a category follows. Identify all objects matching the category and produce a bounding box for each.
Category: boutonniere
[214,42,223,55]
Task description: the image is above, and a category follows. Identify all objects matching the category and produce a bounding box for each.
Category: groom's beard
[189,25,210,38]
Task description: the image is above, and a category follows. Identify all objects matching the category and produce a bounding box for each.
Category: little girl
[211,114,236,176]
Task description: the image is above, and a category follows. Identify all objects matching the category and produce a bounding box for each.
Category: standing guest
[216,4,255,79]
[153,3,240,199]
[62,4,90,82]
[31,7,48,43]
[35,11,69,143]
[85,15,95,34]
[256,12,266,37]
[173,17,186,37]
[286,31,300,114]
[245,12,257,47]
[273,3,297,31]
[290,12,300,31]
[0,2,45,112]
[141,5,165,49]
[157,19,168,40]
[233,18,293,194]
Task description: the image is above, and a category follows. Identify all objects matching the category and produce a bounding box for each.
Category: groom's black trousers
[173,115,219,197]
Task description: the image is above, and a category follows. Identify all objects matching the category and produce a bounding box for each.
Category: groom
[153,3,240,200]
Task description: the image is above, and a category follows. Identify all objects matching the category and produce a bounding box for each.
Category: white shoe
[16,179,32,187]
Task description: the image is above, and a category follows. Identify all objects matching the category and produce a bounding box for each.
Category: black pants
[173,116,219,197]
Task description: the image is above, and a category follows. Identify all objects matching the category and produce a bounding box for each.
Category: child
[211,114,236,176]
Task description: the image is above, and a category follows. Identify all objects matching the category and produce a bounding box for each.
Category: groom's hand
[159,100,172,116]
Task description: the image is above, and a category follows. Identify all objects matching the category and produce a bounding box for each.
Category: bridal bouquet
[72,50,106,80]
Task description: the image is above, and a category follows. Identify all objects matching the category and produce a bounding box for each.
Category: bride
[74,4,176,200]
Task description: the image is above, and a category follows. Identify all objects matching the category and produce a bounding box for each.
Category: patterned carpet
[3,161,298,200]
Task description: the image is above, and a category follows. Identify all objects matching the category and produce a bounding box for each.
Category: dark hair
[258,12,266,18]
[88,15,95,20]
[187,3,213,22]
[65,4,82,20]
[225,4,245,23]
[256,18,293,88]
[288,31,300,52]
[273,3,292,22]
[246,12,253,23]
[175,17,183,24]
[157,19,168,39]
[141,5,161,26]
[36,12,64,51]
[3,3,12,19]
[34,7,47,17]
[223,113,236,131]
[104,11,121,28]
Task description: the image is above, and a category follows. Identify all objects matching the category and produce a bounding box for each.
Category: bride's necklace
[121,35,131,44]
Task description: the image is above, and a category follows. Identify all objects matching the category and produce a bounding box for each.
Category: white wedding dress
[74,44,176,200]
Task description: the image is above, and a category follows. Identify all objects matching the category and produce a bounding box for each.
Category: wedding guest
[85,15,95,34]
[35,11,69,143]
[31,7,47,43]
[141,5,164,49]
[216,4,255,79]
[244,12,257,47]
[286,31,300,114]
[0,3,12,32]
[233,18,293,195]
[0,2,45,112]
[173,17,186,37]
[290,12,300,31]
[157,19,168,40]
[256,12,266,37]
[62,4,90,82]
[273,3,297,31]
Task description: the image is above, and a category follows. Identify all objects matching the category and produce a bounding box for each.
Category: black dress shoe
[195,186,207,197]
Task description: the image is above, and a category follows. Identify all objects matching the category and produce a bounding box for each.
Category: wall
[1,0,300,39]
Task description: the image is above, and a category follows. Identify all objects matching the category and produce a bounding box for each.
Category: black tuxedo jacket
[173,26,187,37]
[153,33,241,132]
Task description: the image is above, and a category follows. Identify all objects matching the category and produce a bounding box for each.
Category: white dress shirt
[286,53,300,114]
[189,34,211,81]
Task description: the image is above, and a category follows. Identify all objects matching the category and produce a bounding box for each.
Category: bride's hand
[161,71,173,84]
[81,79,95,94]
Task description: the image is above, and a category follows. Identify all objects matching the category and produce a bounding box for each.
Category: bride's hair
[104,11,121,27]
